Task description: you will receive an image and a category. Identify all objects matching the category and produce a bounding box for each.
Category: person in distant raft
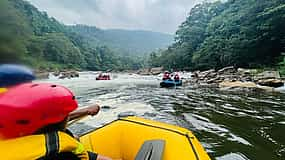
[162,71,171,80]
[0,83,114,160]
[174,73,180,81]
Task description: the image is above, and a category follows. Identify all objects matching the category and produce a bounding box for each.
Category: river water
[40,72,285,160]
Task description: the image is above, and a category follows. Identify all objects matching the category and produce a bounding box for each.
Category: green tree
[0,0,31,63]
[150,0,285,71]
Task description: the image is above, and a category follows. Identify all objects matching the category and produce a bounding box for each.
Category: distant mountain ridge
[68,25,174,56]
[1,0,172,70]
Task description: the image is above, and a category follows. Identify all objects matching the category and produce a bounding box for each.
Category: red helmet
[0,83,78,139]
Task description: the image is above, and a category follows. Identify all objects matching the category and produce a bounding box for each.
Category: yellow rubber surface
[0,88,8,94]
[80,116,211,160]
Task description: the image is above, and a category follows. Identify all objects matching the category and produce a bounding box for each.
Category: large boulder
[137,68,151,75]
[219,81,274,92]
[52,70,60,77]
[206,77,223,84]
[150,67,163,75]
[59,70,79,79]
[218,66,236,75]
[191,71,200,78]
[71,71,79,77]
[237,68,251,75]
[255,71,281,80]
[240,76,252,82]
[237,68,258,75]
[257,79,284,88]
[35,71,49,79]
[198,69,216,79]
[219,81,257,88]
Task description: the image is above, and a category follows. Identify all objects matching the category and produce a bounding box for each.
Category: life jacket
[0,131,96,160]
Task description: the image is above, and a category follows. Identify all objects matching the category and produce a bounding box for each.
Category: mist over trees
[68,25,173,56]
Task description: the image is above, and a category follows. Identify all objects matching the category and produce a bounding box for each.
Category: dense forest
[69,25,173,56]
[0,0,172,71]
[149,0,285,74]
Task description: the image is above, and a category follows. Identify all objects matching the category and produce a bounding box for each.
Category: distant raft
[80,116,211,160]
[96,74,111,80]
[160,79,182,88]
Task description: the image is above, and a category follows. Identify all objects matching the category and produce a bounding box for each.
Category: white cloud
[27,0,206,34]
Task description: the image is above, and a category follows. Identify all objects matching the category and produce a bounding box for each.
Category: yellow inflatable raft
[80,116,211,160]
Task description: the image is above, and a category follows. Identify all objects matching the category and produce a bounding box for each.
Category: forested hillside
[0,0,164,70]
[149,0,285,73]
[68,25,173,56]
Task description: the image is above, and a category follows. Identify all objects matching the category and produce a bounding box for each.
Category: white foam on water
[278,121,285,125]
[216,152,250,160]
[221,104,240,111]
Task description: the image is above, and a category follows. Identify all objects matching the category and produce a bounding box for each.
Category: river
[40,72,285,160]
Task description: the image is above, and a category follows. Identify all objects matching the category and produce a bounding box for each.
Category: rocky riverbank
[35,70,80,79]
[136,67,164,75]
[188,66,284,92]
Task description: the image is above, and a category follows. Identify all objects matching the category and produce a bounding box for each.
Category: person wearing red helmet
[162,71,170,80]
[0,83,114,160]
[174,73,180,81]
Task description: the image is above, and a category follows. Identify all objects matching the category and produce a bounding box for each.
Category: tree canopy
[149,0,285,71]
[0,0,154,71]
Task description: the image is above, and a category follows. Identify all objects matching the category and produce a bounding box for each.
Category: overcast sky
[27,0,207,34]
